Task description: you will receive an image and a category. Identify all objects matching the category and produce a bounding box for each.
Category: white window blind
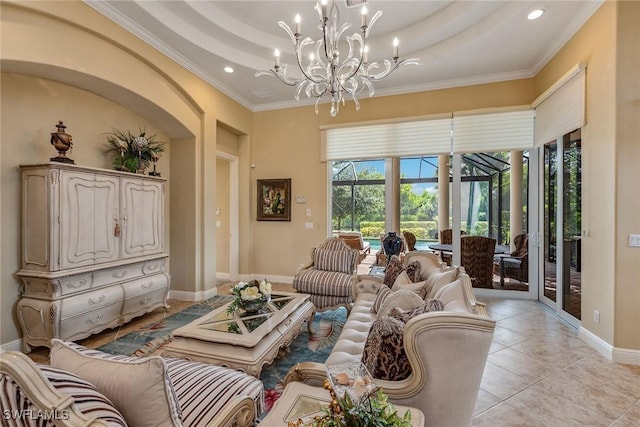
[452,109,535,154]
[322,116,452,161]
[532,64,586,147]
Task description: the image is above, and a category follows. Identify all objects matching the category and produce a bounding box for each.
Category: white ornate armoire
[16,163,170,353]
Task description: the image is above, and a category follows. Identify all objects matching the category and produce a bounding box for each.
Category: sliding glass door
[539,130,582,325]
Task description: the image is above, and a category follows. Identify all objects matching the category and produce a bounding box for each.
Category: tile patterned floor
[27,283,640,425]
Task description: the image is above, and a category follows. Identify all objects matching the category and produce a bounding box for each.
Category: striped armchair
[293,237,359,312]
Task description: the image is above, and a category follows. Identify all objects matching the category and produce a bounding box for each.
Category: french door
[538,129,582,326]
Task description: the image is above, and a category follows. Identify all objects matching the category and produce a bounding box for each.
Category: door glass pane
[544,143,557,302]
[332,160,385,250]
[562,130,582,319]
[400,156,439,249]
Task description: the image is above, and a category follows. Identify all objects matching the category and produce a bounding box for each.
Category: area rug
[97,296,346,410]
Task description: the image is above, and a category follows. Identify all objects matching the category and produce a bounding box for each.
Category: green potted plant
[103,128,165,173]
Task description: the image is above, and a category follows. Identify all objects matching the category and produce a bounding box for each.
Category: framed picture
[257,178,291,221]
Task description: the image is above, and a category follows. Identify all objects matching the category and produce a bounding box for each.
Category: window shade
[322,116,452,161]
[532,65,586,146]
[452,109,535,154]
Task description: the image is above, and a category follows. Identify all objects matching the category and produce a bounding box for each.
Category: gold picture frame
[257,178,291,221]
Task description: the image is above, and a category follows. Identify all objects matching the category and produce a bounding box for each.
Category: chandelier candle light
[256,0,420,117]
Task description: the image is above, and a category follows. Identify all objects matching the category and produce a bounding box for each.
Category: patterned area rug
[97,296,346,411]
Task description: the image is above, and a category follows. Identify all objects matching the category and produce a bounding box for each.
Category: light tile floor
[27,284,640,425]
[473,296,640,426]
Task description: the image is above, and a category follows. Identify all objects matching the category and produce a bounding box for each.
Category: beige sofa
[285,251,496,427]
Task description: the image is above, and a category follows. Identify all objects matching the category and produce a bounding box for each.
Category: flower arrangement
[103,128,165,173]
[288,378,412,427]
[226,279,272,315]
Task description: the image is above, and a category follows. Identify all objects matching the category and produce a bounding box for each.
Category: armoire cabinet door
[59,171,120,269]
[121,178,164,259]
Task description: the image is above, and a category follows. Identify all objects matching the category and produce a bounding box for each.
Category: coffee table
[259,382,425,426]
[162,292,314,376]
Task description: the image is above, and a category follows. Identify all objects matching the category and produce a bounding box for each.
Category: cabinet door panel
[121,179,164,258]
[60,172,119,269]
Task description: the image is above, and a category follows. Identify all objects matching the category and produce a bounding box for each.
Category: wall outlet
[593,310,600,323]
[629,234,640,247]
[304,222,313,229]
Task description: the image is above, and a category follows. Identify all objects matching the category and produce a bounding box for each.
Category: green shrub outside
[358,221,438,241]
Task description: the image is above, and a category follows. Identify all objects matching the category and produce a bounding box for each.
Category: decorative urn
[50,121,75,164]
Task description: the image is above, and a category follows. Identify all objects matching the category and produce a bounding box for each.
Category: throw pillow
[376,289,424,319]
[361,316,411,381]
[424,267,458,299]
[388,298,445,323]
[49,339,182,427]
[404,260,422,282]
[391,271,427,298]
[313,248,356,274]
[370,284,393,314]
[432,278,469,312]
[382,255,404,287]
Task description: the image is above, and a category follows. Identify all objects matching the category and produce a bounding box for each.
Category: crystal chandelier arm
[276,21,326,85]
[255,65,302,87]
[363,58,421,81]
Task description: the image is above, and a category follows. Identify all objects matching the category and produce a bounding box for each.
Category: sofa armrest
[0,352,109,427]
[205,395,256,427]
[283,362,328,387]
[353,274,384,298]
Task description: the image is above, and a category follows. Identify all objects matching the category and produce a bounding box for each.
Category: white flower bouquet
[226,279,272,315]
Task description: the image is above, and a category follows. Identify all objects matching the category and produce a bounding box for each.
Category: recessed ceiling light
[224,66,234,73]
[528,9,544,20]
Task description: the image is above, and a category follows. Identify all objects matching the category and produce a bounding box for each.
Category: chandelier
[255,0,420,117]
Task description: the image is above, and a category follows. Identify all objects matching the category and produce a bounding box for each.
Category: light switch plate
[629,234,640,247]
[305,222,313,229]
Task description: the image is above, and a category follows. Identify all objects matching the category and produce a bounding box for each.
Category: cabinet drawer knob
[88,295,106,305]
[112,270,127,279]
[86,314,103,324]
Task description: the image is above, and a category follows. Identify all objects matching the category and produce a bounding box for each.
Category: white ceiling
[86,0,603,112]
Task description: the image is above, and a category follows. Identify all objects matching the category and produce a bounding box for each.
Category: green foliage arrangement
[308,389,412,427]
[103,128,165,173]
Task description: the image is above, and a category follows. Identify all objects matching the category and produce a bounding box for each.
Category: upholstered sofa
[285,251,496,427]
[0,340,265,427]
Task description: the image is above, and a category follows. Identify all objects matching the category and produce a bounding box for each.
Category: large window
[399,157,439,242]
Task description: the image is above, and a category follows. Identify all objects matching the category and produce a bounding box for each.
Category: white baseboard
[0,339,23,353]
[579,326,640,365]
[168,287,218,301]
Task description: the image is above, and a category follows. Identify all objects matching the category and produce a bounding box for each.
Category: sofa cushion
[391,271,427,298]
[361,316,410,381]
[432,278,471,313]
[293,269,353,297]
[424,267,459,299]
[0,365,128,427]
[49,339,182,427]
[403,260,422,282]
[387,298,445,323]
[313,248,357,274]
[370,284,393,314]
[377,289,424,318]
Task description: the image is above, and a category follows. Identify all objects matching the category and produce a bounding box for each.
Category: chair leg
[306,307,316,334]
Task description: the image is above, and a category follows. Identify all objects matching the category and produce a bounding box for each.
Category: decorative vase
[50,121,75,164]
[383,232,403,261]
[240,295,271,314]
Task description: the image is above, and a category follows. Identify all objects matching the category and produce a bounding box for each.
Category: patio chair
[494,233,529,286]
[336,231,371,263]
[460,235,497,288]
[402,231,417,252]
[293,237,359,312]
[439,229,467,265]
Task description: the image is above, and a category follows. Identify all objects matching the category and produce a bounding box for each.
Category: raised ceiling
[87,0,603,112]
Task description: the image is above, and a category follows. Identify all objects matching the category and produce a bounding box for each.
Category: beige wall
[2,0,638,356]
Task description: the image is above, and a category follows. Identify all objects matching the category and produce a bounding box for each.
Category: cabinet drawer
[61,286,124,320]
[122,274,169,298]
[93,263,144,288]
[61,303,122,340]
[122,288,167,317]
[58,274,93,296]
